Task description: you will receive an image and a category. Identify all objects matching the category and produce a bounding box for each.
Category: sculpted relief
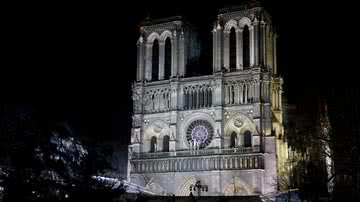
[132,90,142,113]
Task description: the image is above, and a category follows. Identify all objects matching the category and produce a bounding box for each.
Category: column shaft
[273,34,278,75]
[145,44,152,81]
[223,31,230,70]
[159,42,165,80]
[249,25,255,66]
[236,29,243,70]
[261,23,267,67]
[171,34,178,77]
[136,42,145,81]
[178,33,185,76]
[212,31,217,72]
[216,30,223,71]
[253,21,259,66]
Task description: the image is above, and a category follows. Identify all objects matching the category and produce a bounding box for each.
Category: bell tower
[136,16,200,82]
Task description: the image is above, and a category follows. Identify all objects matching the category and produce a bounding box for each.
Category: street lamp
[189,181,208,196]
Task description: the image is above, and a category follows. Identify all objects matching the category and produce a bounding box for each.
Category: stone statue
[132,92,142,112]
[128,145,133,159]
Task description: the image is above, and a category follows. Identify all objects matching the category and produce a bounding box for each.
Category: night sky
[2,0,359,147]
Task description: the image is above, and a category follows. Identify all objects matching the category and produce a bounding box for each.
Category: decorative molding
[153,123,163,133]
[131,153,264,173]
[234,117,244,128]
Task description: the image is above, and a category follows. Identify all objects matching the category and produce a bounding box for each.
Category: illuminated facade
[128,1,287,198]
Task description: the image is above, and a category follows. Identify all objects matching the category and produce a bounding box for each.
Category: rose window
[186,120,214,149]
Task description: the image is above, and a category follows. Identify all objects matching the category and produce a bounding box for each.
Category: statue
[132,92,142,112]
[128,145,133,159]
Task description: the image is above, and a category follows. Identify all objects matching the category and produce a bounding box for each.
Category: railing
[132,146,260,159]
[130,153,264,174]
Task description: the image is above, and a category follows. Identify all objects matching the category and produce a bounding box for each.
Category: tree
[2,120,90,201]
[0,107,114,201]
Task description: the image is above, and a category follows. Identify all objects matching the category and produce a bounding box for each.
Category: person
[189,191,196,202]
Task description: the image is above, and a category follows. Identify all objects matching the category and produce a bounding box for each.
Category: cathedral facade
[128,2,286,198]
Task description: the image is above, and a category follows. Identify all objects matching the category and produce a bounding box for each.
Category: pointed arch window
[164,37,172,80]
[229,27,236,71]
[230,132,237,148]
[243,130,251,147]
[163,135,170,152]
[152,39,159,81]
[150,136,157,153]
[243,25,250,68]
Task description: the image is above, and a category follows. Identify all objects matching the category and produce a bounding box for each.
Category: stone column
[267,81,271,103]
[171,31,178,77]
[260,21,267,67]
[212,22,223,73]
[212,75,223,106]
[214,121,223,149]
[216,26,223,71]
[158,41,165,80]
[170,80,179,110]
[189,90,193,109]
[256,81,260,102]
[253,18,259,66]
[245,83,248,104]
[170,125,176,152]
[145,43,153,81]
[279,78,283,109]
[249,25,255,67]
[196,88,199,108]
[136,36,145,81]
[234,84,239,104]
[273,33,278,75]
[212,29,216,73]
[178,84,184,110]
[268,29,273,72]
[265,26,270,70]
[178,30,185,77]
[240,84,243,104]
[223,31,230,70]
[236,28,243,70]
[224,85,229,104]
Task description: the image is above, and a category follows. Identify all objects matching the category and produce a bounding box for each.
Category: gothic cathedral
[129,2,287,198]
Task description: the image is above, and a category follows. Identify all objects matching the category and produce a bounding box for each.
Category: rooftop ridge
[219,0,263,14]
[140,16,184,26]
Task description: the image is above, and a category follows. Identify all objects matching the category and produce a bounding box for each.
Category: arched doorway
[163,135,170,152]
[243,130,251,147]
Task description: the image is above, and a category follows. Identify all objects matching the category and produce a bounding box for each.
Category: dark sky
[2,0,359,145]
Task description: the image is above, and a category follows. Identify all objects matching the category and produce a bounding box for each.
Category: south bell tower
[129,1,286,198]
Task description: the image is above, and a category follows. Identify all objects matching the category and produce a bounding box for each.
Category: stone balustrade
[130,152,264,174]
[132,146,260,159]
